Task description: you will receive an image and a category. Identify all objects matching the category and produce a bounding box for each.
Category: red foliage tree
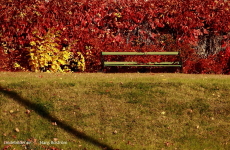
[0,0,229,73]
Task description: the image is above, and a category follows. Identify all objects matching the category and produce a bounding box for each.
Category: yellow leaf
[14,63,20,68]
[52,61,57,65]
[45,55,52,61]
[63,53,70,60]
[58,59,66,65]
[51,64,57,69]
[30,41,36,46]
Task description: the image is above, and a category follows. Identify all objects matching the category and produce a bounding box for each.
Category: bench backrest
[101,52,179,55]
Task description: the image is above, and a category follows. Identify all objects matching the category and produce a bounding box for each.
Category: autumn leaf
[15,128,20,132]
[25,109,31,114]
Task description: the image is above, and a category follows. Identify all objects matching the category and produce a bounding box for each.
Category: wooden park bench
[101,52,182,72]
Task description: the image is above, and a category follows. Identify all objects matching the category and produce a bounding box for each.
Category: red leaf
[226,46,230,56]
[203,28,209,34]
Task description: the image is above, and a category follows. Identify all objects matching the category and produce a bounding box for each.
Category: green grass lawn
[0,72,230,150]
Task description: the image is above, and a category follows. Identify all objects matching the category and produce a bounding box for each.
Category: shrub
[27,29,85,72]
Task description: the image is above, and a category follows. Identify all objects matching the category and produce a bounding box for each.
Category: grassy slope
[0,72,229,150]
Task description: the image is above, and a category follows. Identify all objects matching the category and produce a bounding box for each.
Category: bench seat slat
[105,65,182,67]
[104,61,181,67]
[102,52,179,55]
[104,62,181,65]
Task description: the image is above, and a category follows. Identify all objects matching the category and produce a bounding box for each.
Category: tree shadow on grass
[0,85,114,150]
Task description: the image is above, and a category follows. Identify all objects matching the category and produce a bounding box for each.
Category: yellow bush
[27,29,85,72]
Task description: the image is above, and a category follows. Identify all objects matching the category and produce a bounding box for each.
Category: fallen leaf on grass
[25,109,31,114]
[113,130,118,134]
[52,122,57,126]
[165,142,170,147]
[15,128,20,132]
[49,147,60,150]
[161,111,166,115]
[3,145,11,150]
[33,138,37,143]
